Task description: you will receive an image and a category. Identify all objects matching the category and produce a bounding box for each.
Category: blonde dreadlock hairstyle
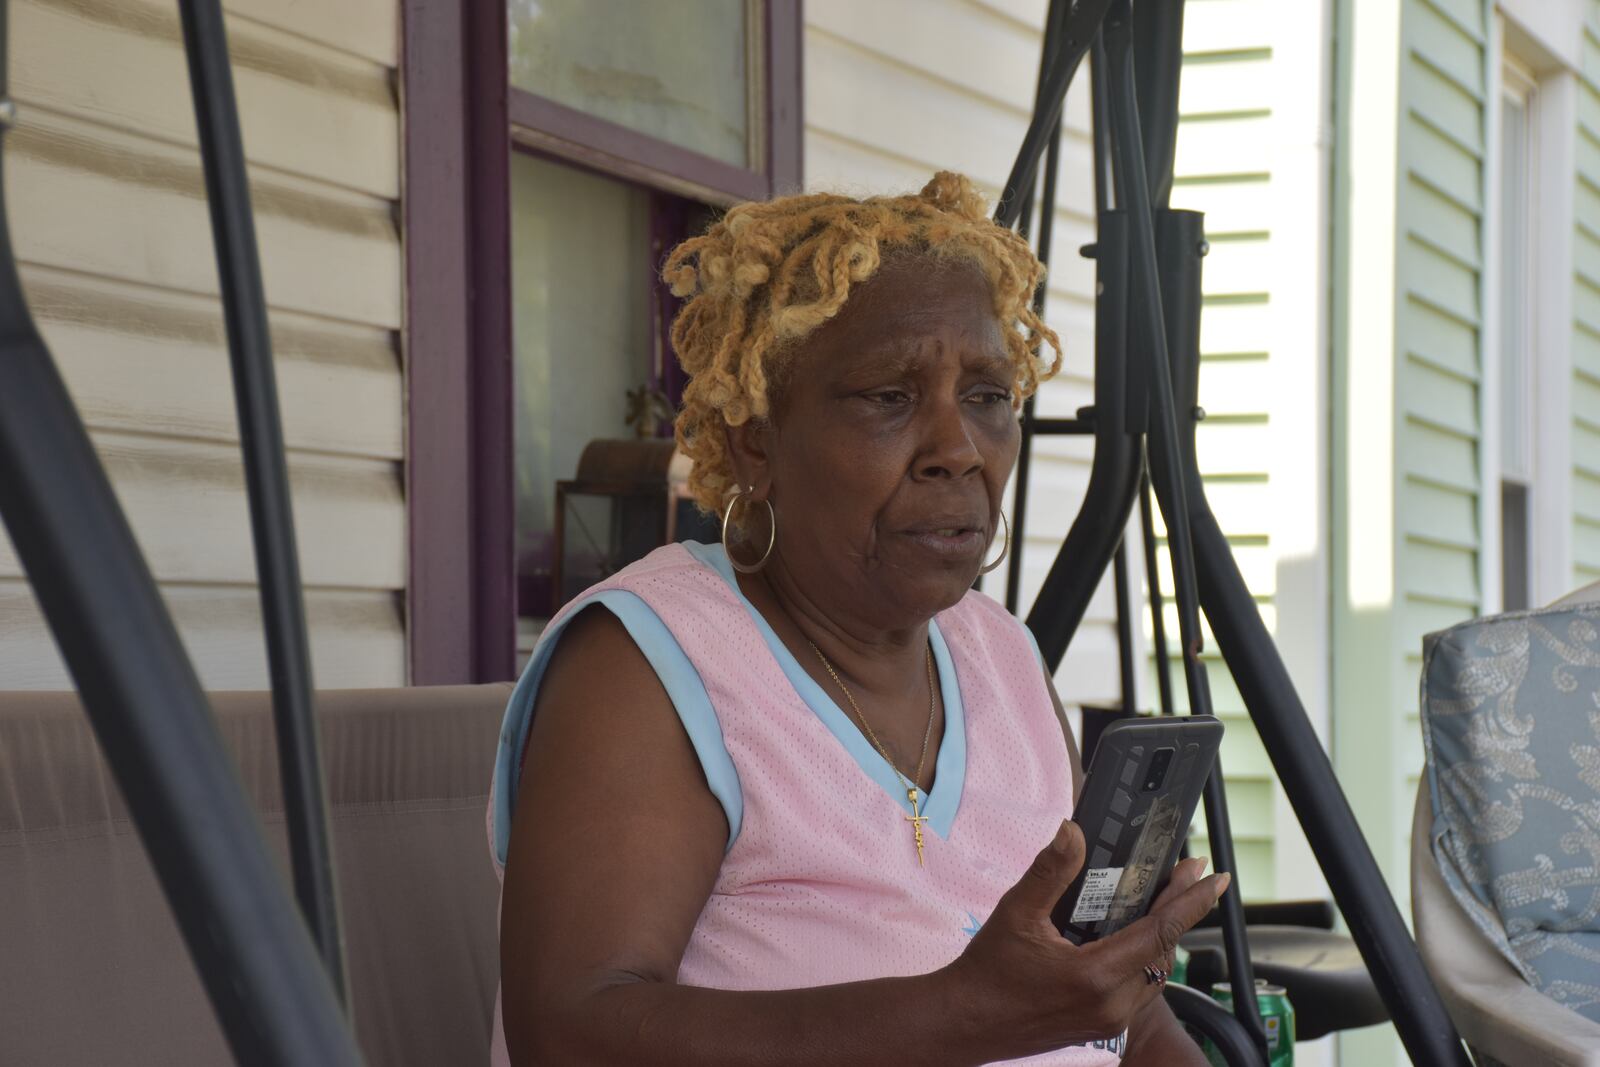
[665,171,1063,515]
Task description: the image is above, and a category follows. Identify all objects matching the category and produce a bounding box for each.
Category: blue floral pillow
[1421,604,1600,1023]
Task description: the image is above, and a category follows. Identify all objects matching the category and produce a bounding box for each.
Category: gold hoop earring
[979,510,1011,575]
[721,486,776,573]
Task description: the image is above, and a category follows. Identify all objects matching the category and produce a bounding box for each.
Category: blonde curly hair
[664,171,1063,514]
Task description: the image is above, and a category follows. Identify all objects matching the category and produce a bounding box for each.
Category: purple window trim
[402,1,516,685]
[509,90,770,206]
[650,191,696,414]
[466,0,517,683]
[767,0,804,194]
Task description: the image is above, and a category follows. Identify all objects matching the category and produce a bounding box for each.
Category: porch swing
[0,0,1481,1064]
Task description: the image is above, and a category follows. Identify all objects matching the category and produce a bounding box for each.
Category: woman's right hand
[940,820,1230,1060]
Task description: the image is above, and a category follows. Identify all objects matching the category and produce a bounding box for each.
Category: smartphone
[1051,716,1223,944]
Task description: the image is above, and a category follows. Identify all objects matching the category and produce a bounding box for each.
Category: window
[508,1,801,206]
[509,0,756,169]
[506,2,801,635]
[402,3,801,682]
[1497,58,1538,610]
[511,156,655,613]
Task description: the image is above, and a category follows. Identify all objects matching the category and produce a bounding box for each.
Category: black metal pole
[1006,131,1063,613]
[995,0,1114,228]
[1111,539,1137,715]
[1057,32,1134,720]
[1008,420,1036,612]
[0,16,360,1066]
[1090,34,1114,218]
[1192,521,1472,1065]
[1132,0,1184,212]
[1171,351,1474,1065]
[997,182,1033,606]
[1013,5,1145,662]
[1100,3,1265,1052]
[176,0,346,1001]
[1006,0,1069,613]
[1139,465,1176,717]
[1030,417,1095,435]
[1007,359,1037,608]
[1025,209,1141,664]
[1137,460,1185,859]
[1004,3,1473,1062]
[1164,985,1261,1067]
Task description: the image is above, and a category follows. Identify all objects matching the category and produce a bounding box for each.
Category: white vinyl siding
[1575,22,1600,584]
[0,0,405,689]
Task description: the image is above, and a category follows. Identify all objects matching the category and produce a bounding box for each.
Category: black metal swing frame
[0,0,1470,1063]
[1001,2,1472,1064]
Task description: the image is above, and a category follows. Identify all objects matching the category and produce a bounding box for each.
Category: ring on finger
[1143,964,1169,986]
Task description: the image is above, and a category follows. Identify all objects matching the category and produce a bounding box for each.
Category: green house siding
[1331,7,1488,1065]
[1576,24,1600,584]
[1332,0,1489,929]
[1395,0,1489,900]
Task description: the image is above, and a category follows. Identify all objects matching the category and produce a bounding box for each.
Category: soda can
[1204,979,1294,1067]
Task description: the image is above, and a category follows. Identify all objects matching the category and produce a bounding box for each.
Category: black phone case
[1050,716,1222,944]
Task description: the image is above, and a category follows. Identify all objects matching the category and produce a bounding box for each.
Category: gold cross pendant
[905,787,929,867]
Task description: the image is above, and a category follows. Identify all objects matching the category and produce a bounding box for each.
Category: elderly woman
[487,173,1229,1065]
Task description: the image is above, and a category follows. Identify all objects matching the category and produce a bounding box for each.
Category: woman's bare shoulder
[517,602,728,845]
[543,602,657,683]
[530,604,683,762]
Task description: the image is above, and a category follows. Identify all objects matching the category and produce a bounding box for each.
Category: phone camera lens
[1141,747,1175,792]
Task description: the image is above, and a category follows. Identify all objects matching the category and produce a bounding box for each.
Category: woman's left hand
[1121,856,1217,1066]
[939,819,1230,1061]
[1141,854,1214,980]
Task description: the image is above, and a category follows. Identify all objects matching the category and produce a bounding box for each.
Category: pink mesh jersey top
[487,542,1126,1064]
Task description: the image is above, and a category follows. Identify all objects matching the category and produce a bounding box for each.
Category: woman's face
[734,253,1021,628]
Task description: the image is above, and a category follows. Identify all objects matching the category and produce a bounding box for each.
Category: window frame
[401,1,802,684]
[1495,56,1539,609]
[509,0,803,206]
[1481,9,1580,613]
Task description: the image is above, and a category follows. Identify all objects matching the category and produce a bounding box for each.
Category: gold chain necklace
[808,640,938,867]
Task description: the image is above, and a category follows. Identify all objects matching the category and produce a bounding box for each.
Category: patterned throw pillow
[1421,603,1600,1023]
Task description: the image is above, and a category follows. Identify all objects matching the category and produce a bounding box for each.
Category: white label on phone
[1071,866,1125,923]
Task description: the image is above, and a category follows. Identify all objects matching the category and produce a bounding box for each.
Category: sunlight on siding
[0,0,405,688]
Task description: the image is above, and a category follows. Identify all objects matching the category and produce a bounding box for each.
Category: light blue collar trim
[682,541,967,838]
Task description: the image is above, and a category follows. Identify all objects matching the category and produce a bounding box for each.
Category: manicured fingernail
[1214,872,1232,897]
